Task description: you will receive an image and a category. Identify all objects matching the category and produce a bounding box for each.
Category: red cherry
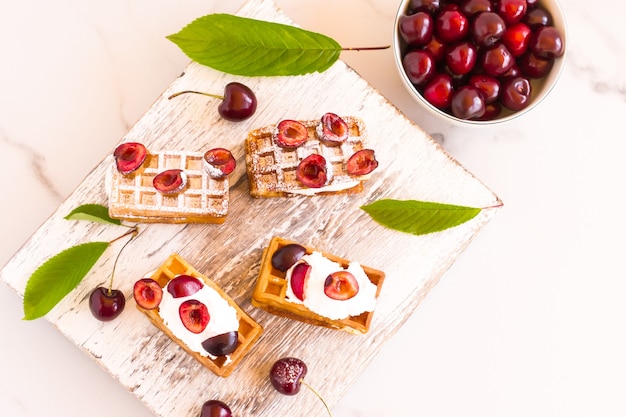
[500,76,532,111]
[270,357,307,395]
[399,12,434,46]
[201,331,239,356]
[168,82,257,122]
[290,262,311,301]
[480,43,515,77]
[133,278,163,310]
[153,169,187,194]
[446,41,477,75]
[435,9,469,43]
[204,148,236,177]
[530,26,565,59]
[423,73,454,108]
[450,85,486,120]
[460,0,493,16]
[275,119,309,148]
[409,0,440,14]
[324,271,360,300]
[422,35,447,62]
[518,51,554,78]
[346,149,379,176]
[89,287,126,321]
[296,154,327,188]
[502,22,532,57]
[496,0,527,25]
[179,299,210,334]
[318,113,349,145]
[200,400,232,417]
[471,11,506,47]
[468,74,500,104]
[402,50,436,86]
[271,244,307,272]
[113,142,147,175]
[167,274,203,298]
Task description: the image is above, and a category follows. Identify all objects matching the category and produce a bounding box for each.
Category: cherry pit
[399,0,564,121]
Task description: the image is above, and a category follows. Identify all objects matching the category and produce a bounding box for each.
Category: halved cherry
[153,169,187,194]
[113,142,147,174]
[317,113,348,145]
[204,147,236,177]
[346,149,379,176]
[271,244,307,272]
[324,271,359,300]
[179,299,210,334]
[275,120,308,148]
[296,154,327,188]
[133,278,163,310]
[290,262,311,301]
[201,331,239,356]
[167,274,203,298]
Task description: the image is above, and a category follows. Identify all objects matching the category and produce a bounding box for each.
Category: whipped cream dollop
[158,277,239,357]
[285,251,378,320]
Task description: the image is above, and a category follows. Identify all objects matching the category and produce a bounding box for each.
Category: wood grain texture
[0,0,502,416]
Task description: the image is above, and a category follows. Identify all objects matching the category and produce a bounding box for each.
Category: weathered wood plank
[0,0,501,416]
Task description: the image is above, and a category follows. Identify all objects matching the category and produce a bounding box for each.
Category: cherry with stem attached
[168,82,257,121]
[89,226,138,322]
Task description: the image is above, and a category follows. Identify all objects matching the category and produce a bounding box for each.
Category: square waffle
[244,116,370,197]
[136,253,263,378]
[108,150,229,223]
[252,237,386,334]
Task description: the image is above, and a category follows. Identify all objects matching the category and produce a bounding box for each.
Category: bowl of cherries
[393,0,566,124]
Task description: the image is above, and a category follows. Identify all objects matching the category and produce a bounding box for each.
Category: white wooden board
[0,0,502,415]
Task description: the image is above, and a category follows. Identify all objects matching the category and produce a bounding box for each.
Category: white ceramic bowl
[393,0,567,125]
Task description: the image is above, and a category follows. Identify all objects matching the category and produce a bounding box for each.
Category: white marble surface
[1,0,625,416]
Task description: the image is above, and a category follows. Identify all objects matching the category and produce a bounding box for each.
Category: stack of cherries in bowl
[394,0,566,124]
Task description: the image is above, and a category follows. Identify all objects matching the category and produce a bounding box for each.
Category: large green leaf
[361,199,482,236]
[167,14,342,76]
[23,242,109,320]
[64,203,121,225]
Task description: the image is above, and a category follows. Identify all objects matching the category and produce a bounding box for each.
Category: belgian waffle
[108,150,229,223]
[136,253,263,378]
[252,237,386,334]
[244,116,371,197]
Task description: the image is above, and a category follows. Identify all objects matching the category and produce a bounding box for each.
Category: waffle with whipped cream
[136,253,263,378]
[244,116,370,197]
[252,237,385,334]
[108,150,229,223]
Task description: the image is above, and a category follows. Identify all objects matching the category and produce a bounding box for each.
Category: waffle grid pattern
[109,150,229,223]
[252,237,386,334]
[137,253,263,378]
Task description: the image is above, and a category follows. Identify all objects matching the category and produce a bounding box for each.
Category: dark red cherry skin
[346,149,378,176]
[218,82,257,122]
[471,12,506,48]
[324,271,360,300]
[500,76,532,111]
[423,73,454,108]
[200,400,232,417]
[399,12,434,46]
[446,41,477,75]
[435,9,469,43]
[113,142,147,175]
[290,262,311,301]
[133,278,163,310]
[476,101,502,121]
[153,169,187,194]
[275,120,308,148]
[201,331,239,356]
[481,43,515,77]
[461,0,492,16]
[523,7,551,29]
[468,74,500,104]
[519,51,554,78]
[409,0,440,14]
[204,148,236,177]
[167,274,203,298]
[272,244,307,272]
[496,0,527,25]
[450,85,486,120]
[530,26,564,59]
[502,22,532,57]
[270,357,307,395]
[89,287,126,321]
[318,113,349,145]
[403,50,436,86]
[296,154,327,188]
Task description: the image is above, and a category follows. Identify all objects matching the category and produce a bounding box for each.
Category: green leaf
[166,14,342,76]
[23,242,109,320]
[64,204,121,225]
[361,199,482,236]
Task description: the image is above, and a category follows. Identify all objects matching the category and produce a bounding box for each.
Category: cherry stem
[300,379,333,417]
[168,90,224,100]
[341,45,390,51]
[106,226,139,293]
